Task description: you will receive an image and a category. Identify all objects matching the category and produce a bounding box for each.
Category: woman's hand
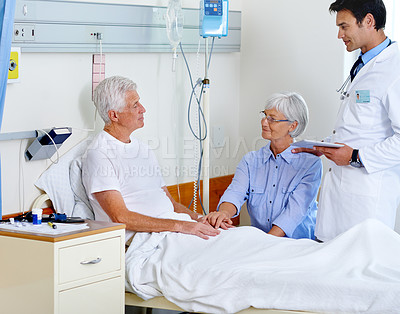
[205,211,234,230]
[267,225,286,237]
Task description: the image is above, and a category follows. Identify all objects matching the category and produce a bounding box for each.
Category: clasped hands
[198,210,235,230]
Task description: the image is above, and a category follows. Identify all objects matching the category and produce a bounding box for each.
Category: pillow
[35,136,93,217]
[70,157,94,220]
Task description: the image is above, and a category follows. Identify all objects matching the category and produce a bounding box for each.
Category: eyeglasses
[259,111,292,123]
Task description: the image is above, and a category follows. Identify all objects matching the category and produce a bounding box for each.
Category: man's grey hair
[93,76,137,125]
[264,92,309,138]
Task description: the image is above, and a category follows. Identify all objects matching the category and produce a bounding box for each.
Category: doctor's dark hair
[329,0,386,30]
[93,76,137,125]
[264,92,309,138]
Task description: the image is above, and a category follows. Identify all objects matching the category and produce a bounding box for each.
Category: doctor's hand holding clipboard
[291,141,354,166]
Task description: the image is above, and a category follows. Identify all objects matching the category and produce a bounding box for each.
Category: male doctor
[293,0,400,241]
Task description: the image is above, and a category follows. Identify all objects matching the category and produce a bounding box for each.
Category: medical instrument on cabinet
[1,211,84,224]
[48,221,57,229]
[336,74,351,100]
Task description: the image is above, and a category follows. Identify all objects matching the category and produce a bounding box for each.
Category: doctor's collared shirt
[218,143,322,239]
[359,37,391,70]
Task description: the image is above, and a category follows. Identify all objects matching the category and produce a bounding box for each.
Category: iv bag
[166,0,184,49]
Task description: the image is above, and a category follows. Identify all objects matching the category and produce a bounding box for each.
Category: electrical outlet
[212,126,225,148]
[14,23,35,41]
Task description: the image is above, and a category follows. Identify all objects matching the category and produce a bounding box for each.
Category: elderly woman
[206,92,322,239]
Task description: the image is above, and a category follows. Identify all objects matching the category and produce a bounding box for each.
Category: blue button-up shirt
[218,143,322,239]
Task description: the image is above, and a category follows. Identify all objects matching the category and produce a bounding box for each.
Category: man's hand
[314,143,353,166]
[292,143,353,166]
[179,221,221,240]
[291,147,324,156]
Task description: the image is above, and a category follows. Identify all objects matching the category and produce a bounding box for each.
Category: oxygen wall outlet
[8,47,21,83]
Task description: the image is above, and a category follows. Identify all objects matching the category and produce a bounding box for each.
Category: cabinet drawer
[59,276,123,314]
[59,237,121,284]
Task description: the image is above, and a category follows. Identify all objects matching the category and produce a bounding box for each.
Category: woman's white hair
[264,91,309,138]
[93,76,137,125]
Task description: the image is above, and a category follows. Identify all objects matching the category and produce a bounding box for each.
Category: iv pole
[196,0,228,214]
[202,37,210,214]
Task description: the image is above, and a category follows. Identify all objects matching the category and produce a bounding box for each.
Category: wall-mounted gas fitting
[8,47,21,83]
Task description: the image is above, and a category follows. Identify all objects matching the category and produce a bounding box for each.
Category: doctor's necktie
[350,56,363,82]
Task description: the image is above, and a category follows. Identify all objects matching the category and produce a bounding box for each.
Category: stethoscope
[336,74,351,100]
[337,40,392,100]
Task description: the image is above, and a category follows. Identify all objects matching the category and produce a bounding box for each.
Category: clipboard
[291,140,344,149]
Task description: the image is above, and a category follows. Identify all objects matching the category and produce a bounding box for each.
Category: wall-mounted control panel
[12,0,241,53]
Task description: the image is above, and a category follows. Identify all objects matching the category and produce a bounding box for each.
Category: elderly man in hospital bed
[82,76,221,243]
[82,76,400,314]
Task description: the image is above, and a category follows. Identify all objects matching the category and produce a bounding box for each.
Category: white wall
[240,0,343,150]
[0,0,242,215]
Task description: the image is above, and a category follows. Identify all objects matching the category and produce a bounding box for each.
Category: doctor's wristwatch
[350,149,363,168]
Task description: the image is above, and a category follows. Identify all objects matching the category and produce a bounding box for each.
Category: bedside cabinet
[0,220,125,314]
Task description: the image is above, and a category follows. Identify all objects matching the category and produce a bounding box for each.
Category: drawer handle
[80,257,102,265]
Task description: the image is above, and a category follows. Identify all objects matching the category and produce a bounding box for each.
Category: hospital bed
[30,138,313,313]
[124,293,306,313]
[32,138,400,314]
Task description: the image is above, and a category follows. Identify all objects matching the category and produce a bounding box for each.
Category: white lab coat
[316,42,400,241]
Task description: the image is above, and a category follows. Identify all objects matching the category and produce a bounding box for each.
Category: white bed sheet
[125,216,400,314]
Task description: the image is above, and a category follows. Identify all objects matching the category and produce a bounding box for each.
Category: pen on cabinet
[48,222,57,229]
